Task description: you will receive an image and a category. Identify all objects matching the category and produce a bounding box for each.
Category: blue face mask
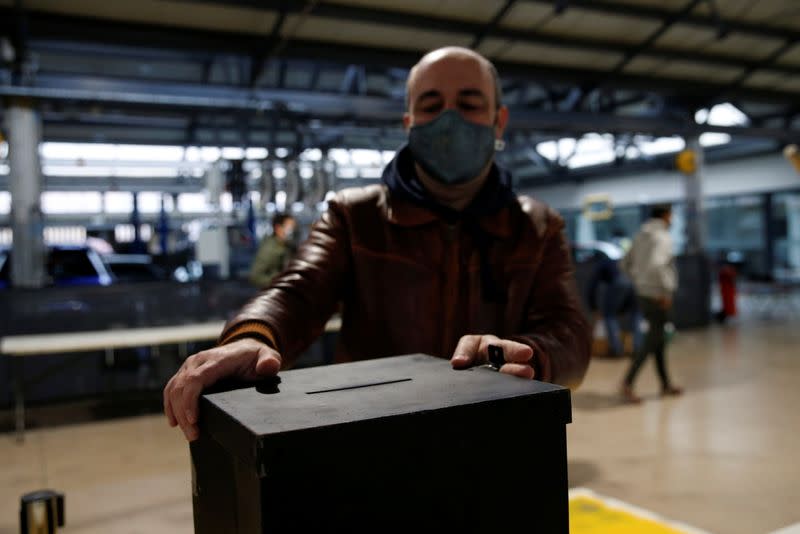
[408,109,497,185]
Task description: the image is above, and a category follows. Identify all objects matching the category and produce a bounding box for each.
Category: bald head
[401,47,510,207]
[405,47,503,112]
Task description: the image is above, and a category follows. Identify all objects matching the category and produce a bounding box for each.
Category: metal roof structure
[0,0,799,189]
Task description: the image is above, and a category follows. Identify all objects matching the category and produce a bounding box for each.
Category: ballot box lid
[199,354,571,469]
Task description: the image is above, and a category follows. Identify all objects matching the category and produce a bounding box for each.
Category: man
[249,213,296,288]
[620,204,683,403]
[585,242,641,358]
[164,46,591,441]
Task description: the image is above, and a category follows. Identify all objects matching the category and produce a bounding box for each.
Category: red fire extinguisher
[719,264,737,318]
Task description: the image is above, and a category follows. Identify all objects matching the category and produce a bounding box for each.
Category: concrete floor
[1,318,799,534]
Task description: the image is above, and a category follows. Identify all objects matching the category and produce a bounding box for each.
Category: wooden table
[2,317,342,441]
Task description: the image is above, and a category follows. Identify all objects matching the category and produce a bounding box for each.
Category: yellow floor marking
[570,488,711,534]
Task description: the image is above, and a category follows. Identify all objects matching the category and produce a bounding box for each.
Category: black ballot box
[190,354,572,533]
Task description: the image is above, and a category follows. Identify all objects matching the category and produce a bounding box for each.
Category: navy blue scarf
[382,145,516,302]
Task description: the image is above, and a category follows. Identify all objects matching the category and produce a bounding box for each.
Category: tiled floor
[2,318,799,534]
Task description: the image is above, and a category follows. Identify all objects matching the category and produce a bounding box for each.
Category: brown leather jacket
[220,185,590,389]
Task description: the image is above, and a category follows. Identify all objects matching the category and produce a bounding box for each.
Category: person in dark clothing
[586,247,641,357]
[164,46,592,442]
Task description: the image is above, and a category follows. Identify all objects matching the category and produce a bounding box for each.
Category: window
[705,195,766,277]
[772,192,800,280]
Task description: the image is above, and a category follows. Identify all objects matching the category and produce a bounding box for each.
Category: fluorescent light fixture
[245,147,268,159]
[567,134,616,169]
[136,192,165,213]
[200,147,221,161]
[328,149,351,165]
[221,147,245,160]
[41,192,103,214]
[704,102,749,127]
[115,145,184,161]
[337,167,358,179]
[43,165,115,177]
[275,191,287,212]
[0,191,10,214]
[695,108,709,124]
[350,149,382,166]
[635,136,685,156]
[536,138,577,162]
[40,142,116,160]
[177,193,208,213]
[699,132,732,147]
[302,148,323,161]
[103,191,134,213]
[359,167,383,178]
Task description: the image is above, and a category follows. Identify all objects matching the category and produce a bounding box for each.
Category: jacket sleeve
[220,200,351,367]
[512,213,591,390]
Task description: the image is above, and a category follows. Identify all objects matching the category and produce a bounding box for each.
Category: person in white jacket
[619,204,683,403]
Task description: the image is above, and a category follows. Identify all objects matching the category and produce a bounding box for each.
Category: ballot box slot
[305,378,412,394]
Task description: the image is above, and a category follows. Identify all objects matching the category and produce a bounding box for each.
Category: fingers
[167,354,207,441]
[255,346,282,376]
[478,337,533,365]
[499,363,535,380]
[163,339,278,442]
[163,376,177,427]
[451,334,536,380]
[451,335,482,368]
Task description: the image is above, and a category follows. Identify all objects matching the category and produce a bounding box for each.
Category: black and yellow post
[19,490,65,534]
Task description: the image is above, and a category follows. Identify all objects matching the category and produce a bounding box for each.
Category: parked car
[0,247,8,289]
[0,245,114,288]
[102,254,167,283]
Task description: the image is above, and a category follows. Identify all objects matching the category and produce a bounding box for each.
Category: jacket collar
[379,146,516,239]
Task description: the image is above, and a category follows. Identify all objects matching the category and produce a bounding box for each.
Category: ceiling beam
[213,1,800,76]
[3,5,800,80]
[610,0,703,75]
[470,0,518,50]
[724,37,800,92]
[18,75,797,141]
[521,0,800,42]
[279,40,800,105]
[187,0,800,41]
[0,175,207,193]
[248,3,289,88]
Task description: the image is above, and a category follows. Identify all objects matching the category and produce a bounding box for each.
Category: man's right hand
[163,337,282,441]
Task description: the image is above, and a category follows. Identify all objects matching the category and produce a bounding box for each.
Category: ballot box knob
[19,490,65,534]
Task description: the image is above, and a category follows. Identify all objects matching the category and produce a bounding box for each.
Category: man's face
[403,52,508,136]
[278,219,296,240]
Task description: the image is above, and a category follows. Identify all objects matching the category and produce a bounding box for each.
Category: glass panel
[772,192,800,281]
[705,195,766,278]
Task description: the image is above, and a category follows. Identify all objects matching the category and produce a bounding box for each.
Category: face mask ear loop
[492,111,505,152]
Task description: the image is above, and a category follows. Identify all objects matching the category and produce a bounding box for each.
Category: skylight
[695,103,749,127]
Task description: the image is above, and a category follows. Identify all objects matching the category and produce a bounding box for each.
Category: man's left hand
[450,334,535,379]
